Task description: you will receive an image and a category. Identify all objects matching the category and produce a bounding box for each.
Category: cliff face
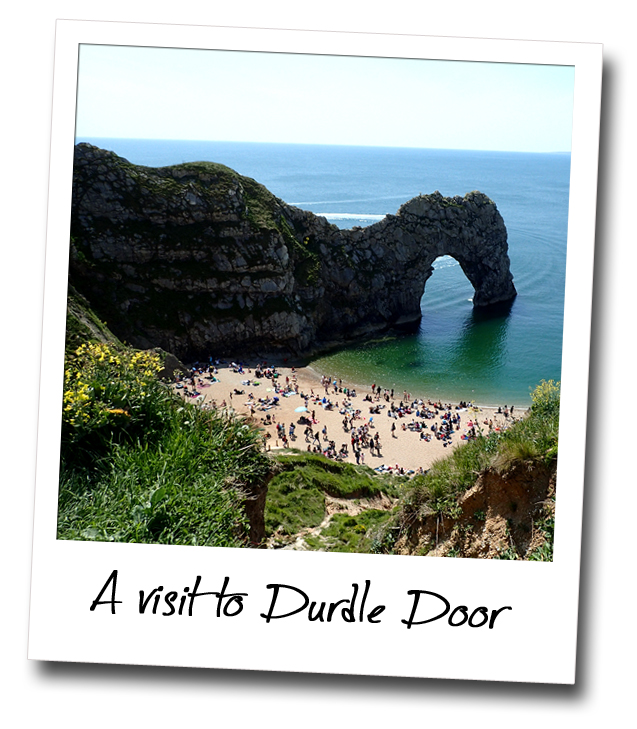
[393,461,556,559]
[70,143,516,360]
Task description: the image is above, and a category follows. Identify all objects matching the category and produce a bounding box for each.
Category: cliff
[392,461,556,559]
[70,143,516,360]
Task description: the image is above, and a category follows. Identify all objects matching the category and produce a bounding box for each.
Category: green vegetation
[58,339,272,546]
[492,379,560,470]
[527,509,555,561]
[264,452,402,542]
[304,510,393,553]
[264,472,325,538]
[66,147,556,557]
[277,217,322,286]
[275,453,403,499]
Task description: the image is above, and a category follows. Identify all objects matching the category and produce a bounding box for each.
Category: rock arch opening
[420,255,476,309]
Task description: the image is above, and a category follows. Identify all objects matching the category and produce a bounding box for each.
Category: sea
[76,138,571,407]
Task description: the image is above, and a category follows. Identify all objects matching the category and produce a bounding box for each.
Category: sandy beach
[173,359,524,475]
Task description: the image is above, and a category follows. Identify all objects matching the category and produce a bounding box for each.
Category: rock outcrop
[69,143,516,360]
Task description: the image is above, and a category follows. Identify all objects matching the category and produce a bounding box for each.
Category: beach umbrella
[294,406,308,412]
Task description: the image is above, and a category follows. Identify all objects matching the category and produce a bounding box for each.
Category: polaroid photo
[28,20,602,683]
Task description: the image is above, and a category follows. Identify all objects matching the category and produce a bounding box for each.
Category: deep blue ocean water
[77,138,570,406]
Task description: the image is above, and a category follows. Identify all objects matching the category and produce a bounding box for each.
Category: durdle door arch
[315,191,518,342]
[69,144,517,359]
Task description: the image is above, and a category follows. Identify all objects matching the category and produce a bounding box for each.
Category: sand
[173,360,524,475]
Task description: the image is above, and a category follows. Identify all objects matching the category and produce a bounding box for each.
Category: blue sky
[75,44,575,153]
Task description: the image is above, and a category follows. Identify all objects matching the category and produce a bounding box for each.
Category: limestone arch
[336,191,518,334]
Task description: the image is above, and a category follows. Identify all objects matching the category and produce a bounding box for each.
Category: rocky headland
[69,143,516,360]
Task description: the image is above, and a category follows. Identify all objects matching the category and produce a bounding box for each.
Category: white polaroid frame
[28,19,602,683]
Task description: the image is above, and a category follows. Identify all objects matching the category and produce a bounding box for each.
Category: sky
[75,44,575,153]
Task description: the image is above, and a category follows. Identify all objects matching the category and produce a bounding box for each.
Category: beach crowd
[172,357,521,476]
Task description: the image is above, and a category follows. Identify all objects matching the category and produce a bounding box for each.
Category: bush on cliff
[58,340,272,547]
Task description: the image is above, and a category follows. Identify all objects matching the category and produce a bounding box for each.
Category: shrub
[531,379,561,417]
[61,342,173,465]
[58,342,273,547]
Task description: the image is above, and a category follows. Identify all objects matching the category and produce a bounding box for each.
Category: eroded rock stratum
[70,143,516,359]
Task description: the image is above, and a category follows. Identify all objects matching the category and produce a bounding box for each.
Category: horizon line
[75,136,571,156]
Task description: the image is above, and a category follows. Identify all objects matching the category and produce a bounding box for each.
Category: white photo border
[29,19,602,684]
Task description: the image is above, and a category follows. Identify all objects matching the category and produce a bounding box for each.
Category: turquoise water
[77,139,570,407]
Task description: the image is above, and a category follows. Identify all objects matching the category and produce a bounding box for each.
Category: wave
[289,194,410,207]
[317,213,387,221]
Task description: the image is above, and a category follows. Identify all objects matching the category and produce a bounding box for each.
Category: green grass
[304,510,393,553]
[264,469,326,537]
[494,382,559,470]
[397,433,494,523]
[58,405,270,546]
[275,452,403,498]
[58,337,272,547]
[264,451,402,539]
